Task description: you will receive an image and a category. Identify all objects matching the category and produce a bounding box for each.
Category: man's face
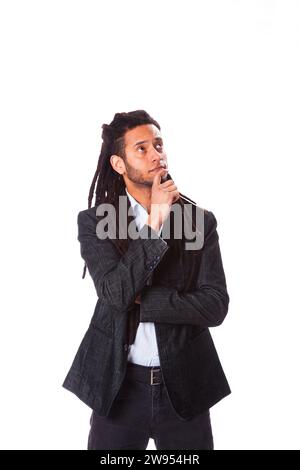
[113,124,168,188]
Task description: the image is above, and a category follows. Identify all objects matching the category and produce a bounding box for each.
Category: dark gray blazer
[62,195,231,421]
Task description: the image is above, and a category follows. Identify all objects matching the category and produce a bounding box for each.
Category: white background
[0,0,299,450]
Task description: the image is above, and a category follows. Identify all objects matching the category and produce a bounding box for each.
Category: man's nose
[150,146,165,163]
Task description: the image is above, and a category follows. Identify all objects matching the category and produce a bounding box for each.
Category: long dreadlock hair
[82,110,200,292]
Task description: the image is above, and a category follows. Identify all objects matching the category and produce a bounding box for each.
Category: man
[62,110,231,450]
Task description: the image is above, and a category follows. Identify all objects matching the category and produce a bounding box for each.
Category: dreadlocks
[82,109,199,289]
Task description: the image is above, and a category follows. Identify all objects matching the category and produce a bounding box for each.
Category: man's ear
[110,154,125,176]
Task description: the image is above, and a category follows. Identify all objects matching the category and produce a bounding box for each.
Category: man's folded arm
[139,211,230,328]
[77,210,169,310]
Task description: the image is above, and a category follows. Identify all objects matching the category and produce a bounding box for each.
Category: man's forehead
[125,124,162,145]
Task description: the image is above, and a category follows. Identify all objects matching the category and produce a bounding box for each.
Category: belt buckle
[151,368,161,385]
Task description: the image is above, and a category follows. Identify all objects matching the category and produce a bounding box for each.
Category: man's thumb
[153,169,167,186]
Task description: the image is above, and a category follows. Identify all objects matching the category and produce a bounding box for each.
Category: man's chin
[125,174,153,188]
[143,178,154,187]
[133,179,153,188]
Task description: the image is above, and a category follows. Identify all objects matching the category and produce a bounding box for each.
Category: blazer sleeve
[139,210,230,328]
[77,209,169,310]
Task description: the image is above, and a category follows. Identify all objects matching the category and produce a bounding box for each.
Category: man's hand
[134,293,141,304]
[146,168,180,233]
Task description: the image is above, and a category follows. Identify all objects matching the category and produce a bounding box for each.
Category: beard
[123,160,153,187]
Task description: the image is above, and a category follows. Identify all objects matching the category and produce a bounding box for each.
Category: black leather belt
[126,361,163,385]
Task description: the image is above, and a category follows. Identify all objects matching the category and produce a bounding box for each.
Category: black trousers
[88,362,214,450]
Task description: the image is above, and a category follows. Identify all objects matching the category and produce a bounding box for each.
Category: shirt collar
[125,188,149,217]
[125,188,140,211]
[125,187,164,235]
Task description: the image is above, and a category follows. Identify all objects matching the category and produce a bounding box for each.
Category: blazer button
[124,343,128,352]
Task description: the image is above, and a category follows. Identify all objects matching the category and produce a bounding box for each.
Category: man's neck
[125,182,152,214]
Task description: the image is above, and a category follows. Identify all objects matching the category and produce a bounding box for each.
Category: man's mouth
[149,165,167,172]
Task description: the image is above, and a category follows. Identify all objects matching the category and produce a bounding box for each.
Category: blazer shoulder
[203,207,217,226]
[77,206,98,225]
[202,208,219,246]
[187,201,217,236]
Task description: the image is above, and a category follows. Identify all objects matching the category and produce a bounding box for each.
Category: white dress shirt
[125,187,166,366]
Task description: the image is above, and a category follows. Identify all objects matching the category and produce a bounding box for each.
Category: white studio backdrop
[0,0,299,450]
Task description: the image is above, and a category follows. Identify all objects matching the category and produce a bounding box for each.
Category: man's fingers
[169,191,180,203]
[163,183,177,192]
[160,179,174,188]
[153,168,168,186]
[170,189,180,200]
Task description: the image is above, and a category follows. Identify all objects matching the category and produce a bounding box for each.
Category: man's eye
[137,143,162,152]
